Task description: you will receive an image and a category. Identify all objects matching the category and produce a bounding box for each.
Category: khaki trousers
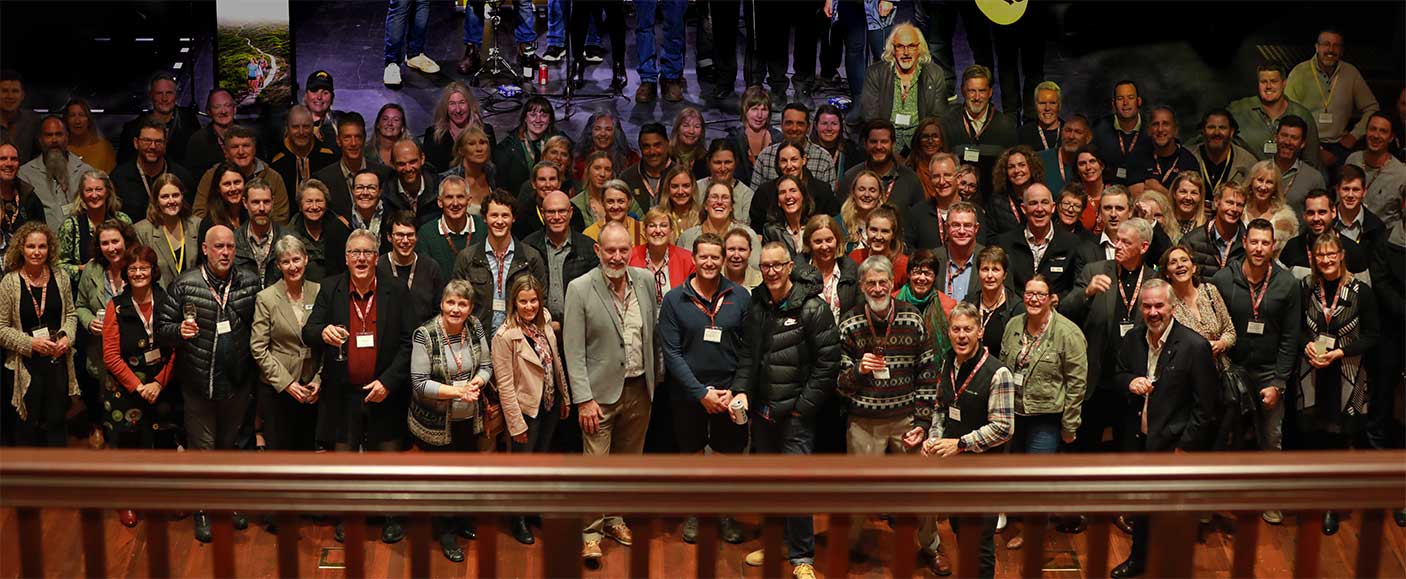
[582,377,651,542]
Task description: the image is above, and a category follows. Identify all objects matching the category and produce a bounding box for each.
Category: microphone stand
[475,0,522,84]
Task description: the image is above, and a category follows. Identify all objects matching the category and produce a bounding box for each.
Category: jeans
[514,0,537,44]
[462,0,483,46]
[841,1,891,99]
[1255,397,1285,451]
[751,414,816,565]
[545,0,599,48]
[385,0,431,63]
[184,381,253,451]
[1013,413,1061,455]
[635,0,687,81]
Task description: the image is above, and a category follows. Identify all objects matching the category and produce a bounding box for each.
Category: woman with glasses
[1055,185,1088,236]
[629,207,695,301]
[678,181,760,268]
[906,119,947,195]
[492,97,558,195]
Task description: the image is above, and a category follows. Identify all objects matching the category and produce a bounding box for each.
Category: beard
[865,294,892,313]
[42,148,68,190]
[603,263,627,279]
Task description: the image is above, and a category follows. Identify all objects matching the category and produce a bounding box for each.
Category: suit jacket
[250,279,322,391]
[1113,320,1218,452]
[491,312,569,437]
[133,216,202,287]
[1059,259,1154,393]
[451,237,548,332]
[312,160,396,222]
[1076,226,1172,270]
[383,171,443,229]
[996,226,1084,300]
[563,267,660,406]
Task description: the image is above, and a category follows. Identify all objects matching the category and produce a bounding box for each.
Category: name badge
[493,298,506,312]
[32,327,49,340]
[1246,321,1266,335]
[355,333,375,348]
[1115,167,1128,179]
[1119,322,1135,337]
[703,327,722,343]
[783,317,797,327]
[216,320,232,335]
[1316,112,1333,125]
[452,379,469,390]
[1263,141,1278,155]
[1050,266,1065,273]
[948,406,962,422]
[873,367,891,380]
[304,303,314,311]
[143,349,162,364]
[1013,373,1025,387]
[963,148,980,162]
[894,113,912,126]
[1314,334,1336,351]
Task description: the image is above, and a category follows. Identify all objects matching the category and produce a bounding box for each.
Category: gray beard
[865,295,892,313]
[42,149,68,190]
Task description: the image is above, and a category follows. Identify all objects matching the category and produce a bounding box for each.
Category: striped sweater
[836,300,938,427]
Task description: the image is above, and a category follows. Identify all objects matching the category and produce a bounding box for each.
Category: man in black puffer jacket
[731,242,841,577]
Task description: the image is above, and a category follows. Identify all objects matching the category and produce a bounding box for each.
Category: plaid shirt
[749,140,838,192]
[928,364,1014,454]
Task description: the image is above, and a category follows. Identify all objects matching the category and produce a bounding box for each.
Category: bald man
[524,190,600,327]
[385,139,440,227]
[269,105,337,196]
[993,183,1086,300]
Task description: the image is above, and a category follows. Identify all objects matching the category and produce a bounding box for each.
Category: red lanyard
[949,349,990,399]
[351,280,377,327]
[200,268,232,312]
[649,251,669,302]
[439,218,466,257]
[1007,195,1024,226]
[390,253,417,289]
[1056,149,1067,182]
[689,286,730,327]
[1209,222,1233,269]
[962,108,990,142]
[934,209,947,245]
[1117,130,1140,157]
[865,304,896,355]
[439,317,467,377]
[1117,266,1144,322]
[945,254,971,296]
[1153,152,1180,182]
[1247,266,1272,320]
[24,272,48,320]
[492,247,511,295]
[1016,316,1051,370]
[1317,280,1342,327]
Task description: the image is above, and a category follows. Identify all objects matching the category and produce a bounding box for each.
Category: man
[1278,189,1370,277]
[908,154,988,251]
[921,302,1014,579]
[1,70,41,162]
[303,229,416,544]
[302,70,344,154]
[1191,109,1256,194]
[1061,219,1156,456]
[1127,106,1198,196]
[312,113,395,221]
[939,65,1017,191]
[1210,219,1302,525]
[618,124,672,212]
[155,225,261,542]
[857,23,950,151]
[268,105,337,195]
[1078,186,1169,269]
[825,121,921,231]
[994,183,1083,300]
[185,88,239,176]
[657,232,751,543]
[378,210,444,323]
[109,119,195,217]
[1345,113,1406,223]
[932,202,986,304]
[117,71,201,165]
[383,140,441,228]
[1285,28,1381,168]
[516,160,584,238]
[17,116,94,231]
[1,143,45,241]
[1110,278,1217,578]
[1333,164,1387,252]
[1039,114,1092,195]
[1180,182,1247,279]
[192,125,291,223]
[453,189,547,337]
[523,190,599,327]
[751,103,840,192]
[416,176,486,276]
[1272,115,1328,215]
[233,179,286,286]
[1092,80,1154,185]
[632,0,687,103]
[382,0,440,87]
[564,222,660,563]
[1018,81,1063,152]
[732,242,840,578]
[1229,63,1322,167]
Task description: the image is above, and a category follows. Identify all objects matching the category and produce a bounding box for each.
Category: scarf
[519,320,556,411]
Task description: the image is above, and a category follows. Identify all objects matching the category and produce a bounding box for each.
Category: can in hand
[729,397,748,425]
[537,63,549,85]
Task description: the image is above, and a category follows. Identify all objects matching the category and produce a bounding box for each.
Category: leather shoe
[334,522,345,543]
[119,510,138,528]
[603,522,632,545]
[510,517,535,545]
[720,516,744,544]
[193,512,212,543]
[1006,533,1024,550]
[1056,515,1088,534]
[382,519,405,544]
[440,533,465,563]
[1114,515,1135,535]
[1322,512,1339,536]
[662,79,684,102]
[582,538,603,560]
[635,81,657,104]
[611,62,628,93]
[458,519,476,540]
[457,44,481,76]
[232,512,248,531]
[920,545,952,576]
[1110,558,1145,578]
[681,516,699,544]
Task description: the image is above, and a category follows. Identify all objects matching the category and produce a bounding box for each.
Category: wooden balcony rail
[2,449,1404,578]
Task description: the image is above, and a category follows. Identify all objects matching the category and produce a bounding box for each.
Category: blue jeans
[635,0,687,81]
[385,0,430,63]
[841,1,891,98]
[1013,413,1061,455]
[513,0,536,44]
[751,414,816,565]
[462,0,483,46]
[543,0,599,48]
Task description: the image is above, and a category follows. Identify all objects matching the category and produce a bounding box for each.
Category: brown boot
[662,79,684,102]
[457,44,481,75]
[635,81,657,103]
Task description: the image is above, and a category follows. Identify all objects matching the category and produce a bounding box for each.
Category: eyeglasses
[127,266,153,273]
[138,138,165,146]
[353,185,379,192]
[390,232,415,240]
[1059,201,1084,211]
[759,261,792,273]
[1024,291,1050,301]
[347,249,377,258]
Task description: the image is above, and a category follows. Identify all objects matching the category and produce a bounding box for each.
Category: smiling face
[533,165,562,197]
[64,103,91,137]
[277,249,306,284]
[694,240,723,281]
[1148,109,1176,149]
[1216,189,1246,227]
[447,91,470,126]
[299,186,327,222]
[304,88,332,116]
[596,225,632,278]
[866,215,894,254]
[393,142,425,184]
[1313,242,1343,280]
[948,209,978,249]
[1035,89,1060,128]
[127,258,154,291]
[1140,284,1172,336]
[1058,195,1083,226]
[725,234,751,275]
[668,172,694,208]
[524,107,550,138]
[678,114,703,146]
[1338,177,1365,213]
[1365,116,1392,154]
[0,144,18,180]
[542,192,572,236]
[1076,152,1102,183]
[854,174,882,211]
[1022,278,1051,317]
[208,90,236,127]
[865,129,893,165]
[1173,180,1203,219]
[98,228,125,265]
[861,267,893,311]
[1257,70,1285,104]
[760,246,793,293]
[957,172,978,199]
[485,198,514,240]
[1060,119,1091,153]
[963,76,992,116]
[1251,172,1277,204]
[780,109,808,144]
[1303,195,1335,235]
[80,176,108,211]
[22,231,48,267]
[437,181,467,220]
[815,112,842,145]
[377,108,405,140]
[917,123,944,156]
[591,116,615,150]
[603,187,630,221]
[909,265,935,295]
[1022,185,1054,231]
[1275,124,1304,163]
[777,180,804,218]
[1201,114,1233,152]
[644,215,672,247]
[709,149,736,183]
[778,146,803,178]
[705,184,733,221]
[1315,31,1342,71]
[287,109,314,149]
[1113,83,1141,121]
[640,132,669,170]
[1005,152,1031,188]
[352,173,380,214]
[514,288,541,324]
[389,222,417,259]
[807,225,837,264]
[588,157,614,189]
[224,136,256,170]
[137,127,168,165]
[1162,247,1194,286]
[929,157,956,201]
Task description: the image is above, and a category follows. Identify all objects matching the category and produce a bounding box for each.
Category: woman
[906,118,947,194]
[811,104,861,192]
[1296,232,1378,534]
[678,181,760,268]
[408,280,494,561]
[1162,244,1235,359]
[0,222,78,447]
[723,227,763,290]
[573,152,635,228]
[289,179,349,283]
[695,139,754,222]
[896,249,956,315]
[670,107,709,177]
[836,169,884,254]
[966,246,1021,358]
[804,215,859,325]
[445,126,495,213]
[76,220,139,445]
[422,82,494,172]
[727,86,781,187]
[847,205,909,287]
[582,180,645,245]
[629,207,695,299]
[1169,171,1208,239]
[64,98,115,173]
[133,174,200,285]
[1136,190,1181,243]
[251,235,321,453]
[997,274,1087,548]
[752,142,836,233]
[59,170,132,278]
[573,112,638,183]
[989,145,1045,236]
[1073,145,1107,233]
[762,175,814,256]
[198,162,247,242]
[365,103,407,166]
[955,163,980,203]
[1056,186,1087,236]
[492,275,570,545]
[541,136,576,194]
[1243,160,1300,256]
[662,164,701,238]
[493,96,558,194]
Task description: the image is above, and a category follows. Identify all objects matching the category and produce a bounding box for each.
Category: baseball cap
[306,70,334,93]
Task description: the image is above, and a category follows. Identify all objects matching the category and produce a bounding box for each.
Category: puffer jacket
[1179,221,1246,280]
[156,264,261,400]
[731,266,841,420]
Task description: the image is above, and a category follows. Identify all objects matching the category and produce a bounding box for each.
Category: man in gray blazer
[563,221,659,563]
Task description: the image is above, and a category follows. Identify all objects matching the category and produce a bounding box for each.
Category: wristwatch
[956,437,968,452]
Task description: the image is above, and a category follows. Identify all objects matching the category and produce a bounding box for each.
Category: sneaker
[996,513,1007,532]
[793,562,817,579]
[583,45,605,64]
[540,45,565,63]
[745,549,764,567]
[681,516,699,544]
[405,53,441,74]
[383,63,402,87]
[603,521,633,545]
[518,42,536,58]
[1262,510,1283,525]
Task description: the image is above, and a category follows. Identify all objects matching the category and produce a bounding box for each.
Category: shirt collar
[1024,226,1054,247]
[1100,232,1114,247]
[1212,222,1239,246]
[486,237,516,258]
[440,215,473,236]
[1146,320,1174,351]
[547,232,572,251]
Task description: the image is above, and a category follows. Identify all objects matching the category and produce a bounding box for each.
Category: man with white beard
[17,116,93,231]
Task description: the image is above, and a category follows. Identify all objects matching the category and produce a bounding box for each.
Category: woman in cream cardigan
[0,222,79,446]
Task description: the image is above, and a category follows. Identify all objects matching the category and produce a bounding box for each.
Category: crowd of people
[2,13,1406,579]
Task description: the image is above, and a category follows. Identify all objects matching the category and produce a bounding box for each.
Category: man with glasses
[523,190,598,331]
[908,153,989,251]
[1286,28,1380,170]
[857,23,950,156]
[378,210,444,323]
[110,118,195,218]
[452,188,546,338]
[995,183,1083,301]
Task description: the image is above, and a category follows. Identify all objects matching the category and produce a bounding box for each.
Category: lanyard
[1117,129,1140,157]
[1312,61,1340,113]
[351,279,377,327]
[200,267,232,313]
[24,272,48,320]
[1016,315,1051,370]
[1197,147,1234,193]
[163,219,186,275]
[1316,279,1342,327]
[134,298,155,340]
[648,250,669,301]
[949,349,991,400]
[962,108,990,142]
[689,286,729,328]
[946,254,971,296]
[491,247,511,296]
[1056,149,1068,183]
[390,253,418,289]
[1153,150,1181,183]
[439,217,467,257]
[439,316,468,377]
[934,207,947,245]
[1247,266,1272,321]
[1117,266,1144,322]
[865,303,896,355]
[138,163,163,200]
[1007,194,1024,226]
[1209,222,1234,269]
[1037,122,1059,151]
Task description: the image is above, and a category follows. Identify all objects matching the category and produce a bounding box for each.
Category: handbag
[1219,361,1257,418]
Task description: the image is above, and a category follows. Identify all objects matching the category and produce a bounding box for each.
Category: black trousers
[569,0,627,68]
[951,514,997,578]
[754,0,822,94]
[1075,388,1129,453]
[707,0,741,88]
[257,382,319,451]
[991,8,1045,120]
[921,0,993,100]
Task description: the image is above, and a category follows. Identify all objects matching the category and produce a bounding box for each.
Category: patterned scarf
[520,320,556,411]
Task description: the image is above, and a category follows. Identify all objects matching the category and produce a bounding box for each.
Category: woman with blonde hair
[1243,160,1300,255]
[1168,171,1208,239]
[421,82,492,171]
[661,164,701,238]
[670,107,708,177]
[836,169,885,254]
[58,170,131,277]
[64,98,115,173]
[1135,190,1181,243]
[0,221,78,447]
[628,206,695,299]
[445,126,495,213]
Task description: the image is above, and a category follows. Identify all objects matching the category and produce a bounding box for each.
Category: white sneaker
[406,53,441,74]
[383,63,402,86]
[996,513,1007,531]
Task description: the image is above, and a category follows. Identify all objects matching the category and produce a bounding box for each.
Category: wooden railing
[2,449,1404,578]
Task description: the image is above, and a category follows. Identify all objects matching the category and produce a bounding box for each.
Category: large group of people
[2,14,1406,579]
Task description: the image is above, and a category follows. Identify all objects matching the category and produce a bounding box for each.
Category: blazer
[133,217,202,287]
[312,160,396,222]
[627,245,696,293]
[1113,320,1218,453]
[563,267,660,406]
[0,270,80,421]
[1059,259,1155,393]
[491,312,569,438]
[996,226,1085,300]
[251,279,323,391]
